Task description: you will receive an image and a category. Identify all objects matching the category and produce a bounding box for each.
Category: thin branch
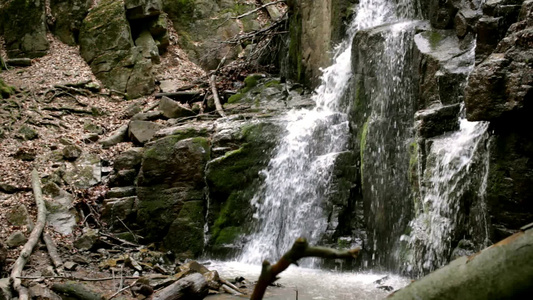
[10,170,47,300]
[210,75,226,118]
[231,0,285,20]
[116,217,139,243]
[250,238,361,300]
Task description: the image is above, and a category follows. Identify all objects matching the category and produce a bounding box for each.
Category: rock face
[1,0,49,58]
[136,136,211,257]
[50,0,92,45]
[465,0,533,242]
[79,0,169,98]
[286,0,357,87]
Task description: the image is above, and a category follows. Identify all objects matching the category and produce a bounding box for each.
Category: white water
[209,261,410,300]
[402,116,490,274]
[240,0,415,264]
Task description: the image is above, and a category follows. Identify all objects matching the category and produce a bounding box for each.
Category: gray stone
[128,120,164,145]
[16,125,38,140]
[153,122,212,139]
[109,169,138,187]
[45,190,77,235]
[2,0,49,58]
[126,57,156,99]
[0,278,12,300]
[73,228,99,251]
[114,148,145,171]
[50,0,92,45]
[159,96,196,119]
[135,29,160,64]
[62,145,83,161]
[132,111,163,121]
[29,283,62,300]
[63,153,102,188]
[158,80,180,93]
[64,261,78,271]
[123,101,144,118]
[101,196,137,230]
[106,186,136,199]
[125,0,163,20]
[82,133,100,143]
[7,204,33,228]
[83,121,104,134]
[13,147,37,161]
[7,231,27,247]
[100,125,129,148]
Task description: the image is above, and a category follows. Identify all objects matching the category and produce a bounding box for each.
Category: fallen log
[153,273,208,300]
[209,75,226,117]
[43,232,63,272]
[251,237,361,300]
[10,170,47,300]
[388,224,533,300]
[51,282,105,300]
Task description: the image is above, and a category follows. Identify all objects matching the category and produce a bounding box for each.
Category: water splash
[402,117,490,275]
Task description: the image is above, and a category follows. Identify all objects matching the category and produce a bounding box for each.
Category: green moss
[428,31,443,50]
[408,141,419,183]
[264,80,281,88]
[215,226,242,245]
[0,78,15,99]
[360,118,370,183]
[227,93,243,104]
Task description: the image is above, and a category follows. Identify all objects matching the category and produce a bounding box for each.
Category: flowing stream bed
[206,261,410,300]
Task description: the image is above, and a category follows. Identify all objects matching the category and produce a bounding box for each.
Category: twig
[116,217,139,243]
[210,74,226,118]
[250,238,361,300]
[10,170,47,300]
[109,280,137,300]
[231,1,285,20]
[100,232,140,248]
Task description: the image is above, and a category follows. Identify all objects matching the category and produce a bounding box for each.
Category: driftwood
[209,75,226,117]
[221,284,243,296]
[51,282,105,300]
[153,273,208,300]
[250,238,361,300]
[388,225,533,300]
[10,170,47,300]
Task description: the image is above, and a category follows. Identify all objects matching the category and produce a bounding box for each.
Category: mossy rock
[162,200,205,257]
[0,79,15,99]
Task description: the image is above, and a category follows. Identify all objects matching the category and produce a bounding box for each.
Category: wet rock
[2,0,49,58]
[73,228,99,251]
[128,120,164,145]
[62,145,83,161]
[415,104,461,138]
[203,270,221,290]
[429,0,458,29]
[29,283,62,300]
[454,9,481,38]
[114,147,144,171]
[159,96,196,119]
[163,201,205,258]
[100,125,129,148]
[106,186,136,198]
[7,204,33,228]
[7,230,27,247]
[50,0,92,45]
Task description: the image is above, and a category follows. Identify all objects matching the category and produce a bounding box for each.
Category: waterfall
[240,0,415,264]
[401,115,491,275]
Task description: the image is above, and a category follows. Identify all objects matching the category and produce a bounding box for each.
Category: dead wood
[153,273,208,300]
[231,0,285,20]
[250,237,361,300]
[51,282,105,300]
[10,169,47,300]
[210,75,226,117]
[221,284,243,296]
[43,232,63,272]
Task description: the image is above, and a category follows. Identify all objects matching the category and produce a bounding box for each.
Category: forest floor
[0,31,264,299]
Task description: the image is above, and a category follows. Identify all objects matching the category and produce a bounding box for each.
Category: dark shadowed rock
[50,0,92,45]
[2,0,49,58]
[125,0,163,20]
[106,186,136,198]
[102,196,137,230]
[429,0,458,29]
[114,147,144,171]
[415,104,461,138]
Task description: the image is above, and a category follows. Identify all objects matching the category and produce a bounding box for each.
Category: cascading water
[240,0,416,264]
[402,115,491,275]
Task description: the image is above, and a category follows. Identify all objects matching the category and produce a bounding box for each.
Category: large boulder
[50,0,92,45]
[125,0,162,20]
[79,0,155,98]
[135,136,211,255]
[2,0,49,58]
[205,120,279,256]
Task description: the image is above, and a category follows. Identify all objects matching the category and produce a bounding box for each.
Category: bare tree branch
[231,1,286,20]
[251,237,361,300]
